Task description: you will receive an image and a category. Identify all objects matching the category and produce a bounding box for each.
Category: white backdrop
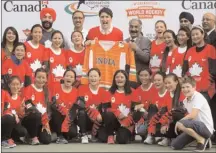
[2,0,216,42]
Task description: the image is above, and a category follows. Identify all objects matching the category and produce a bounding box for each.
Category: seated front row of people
[1,68,214,152]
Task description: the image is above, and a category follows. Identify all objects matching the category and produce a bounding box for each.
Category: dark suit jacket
[125,35,151,73]
[207,29,216,48]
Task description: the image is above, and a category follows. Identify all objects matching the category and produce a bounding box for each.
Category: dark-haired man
[86,7,123,41]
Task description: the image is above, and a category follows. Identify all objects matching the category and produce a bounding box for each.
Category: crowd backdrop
[2,0,216,41]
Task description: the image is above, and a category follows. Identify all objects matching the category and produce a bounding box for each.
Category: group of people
[1,6,216,152]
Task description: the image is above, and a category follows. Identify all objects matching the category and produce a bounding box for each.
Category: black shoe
[194,139,209,152]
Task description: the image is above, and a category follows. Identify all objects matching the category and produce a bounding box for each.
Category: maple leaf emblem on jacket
[36,102,46,115]
[150,55,161,67]
[52,64,66,77]
[118,103,130,117]
[30,59,42,72]
[74,64,83,76]
[173,64,182,77]
[189,63,203,77]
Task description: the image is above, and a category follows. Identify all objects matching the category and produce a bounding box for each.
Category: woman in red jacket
[2,42,32,92]
[144,71,172,144]
[50,69,78,144]
[24,24,45,79]
[157,73,186,146]
[102,70,139,144]
[76,68,107,144]
[1,76,27,148]
[150,20,167,74]
[65,31,85,88]
[23,68,51,145]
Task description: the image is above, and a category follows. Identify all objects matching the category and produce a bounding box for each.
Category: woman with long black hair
[102,70,139,144]
[170,27,192,77]
[23,68,51,145]
[160,30,178,74]
[50,69,78,144]
[1,27,19,62]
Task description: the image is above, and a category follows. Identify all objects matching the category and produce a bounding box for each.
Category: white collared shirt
[99,25,113,35]
[207,27,215,36]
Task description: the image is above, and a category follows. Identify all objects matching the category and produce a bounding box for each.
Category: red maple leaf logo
[23,29,31,37]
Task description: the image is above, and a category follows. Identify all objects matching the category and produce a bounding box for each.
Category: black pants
[103,112,131,144]
[50,108,77,139]
[22,112,51,144]
[153,122,177,138]
[2,114,27,141]
[77,110,108,143]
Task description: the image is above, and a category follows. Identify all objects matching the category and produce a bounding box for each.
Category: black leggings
[50,108,77,139]
[2,114,27,141]
[77,110,108,143]
[103,112,131,144]
[22,112,51,144]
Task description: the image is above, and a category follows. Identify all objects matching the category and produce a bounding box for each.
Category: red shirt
[170,47,187,77]
[87,26,123,41]
[44,48,67,88]
[65,48,85,78]
[106,90,136,117]
[24,41,45,78]
[51,83,78,109]
[78,85,107,108]
[2,58,32,86]
[134,83,157,110]
[150,40,166,73]
[24,84,49,125]
[185,44,216,97]
[152,90,172,111]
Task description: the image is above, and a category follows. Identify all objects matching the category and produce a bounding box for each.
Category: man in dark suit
[202,13,216,143]
[125,18,151,74]
[202,13,216,47]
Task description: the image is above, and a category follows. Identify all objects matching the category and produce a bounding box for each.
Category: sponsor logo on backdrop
[126,1,166,19]
[182,0,216,10]
[3,0,48,12]
[23,29,31,37]
[64,0,110,17]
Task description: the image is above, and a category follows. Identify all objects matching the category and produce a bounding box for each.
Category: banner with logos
[2,0,215,42]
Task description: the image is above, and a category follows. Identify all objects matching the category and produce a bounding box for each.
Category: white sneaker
[144,135,154,144]
[155,137,162,143]
[158,138,170,146]
[81,135,89,144]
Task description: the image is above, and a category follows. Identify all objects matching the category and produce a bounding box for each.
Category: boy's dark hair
[182,75,196,87]
[99,7,113,18]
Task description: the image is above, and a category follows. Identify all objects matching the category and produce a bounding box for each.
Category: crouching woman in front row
[2,76,27,148]
[23,68,51,145]
[102,70,141,144]
[50,69,78,144]
[76,68,108,144]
